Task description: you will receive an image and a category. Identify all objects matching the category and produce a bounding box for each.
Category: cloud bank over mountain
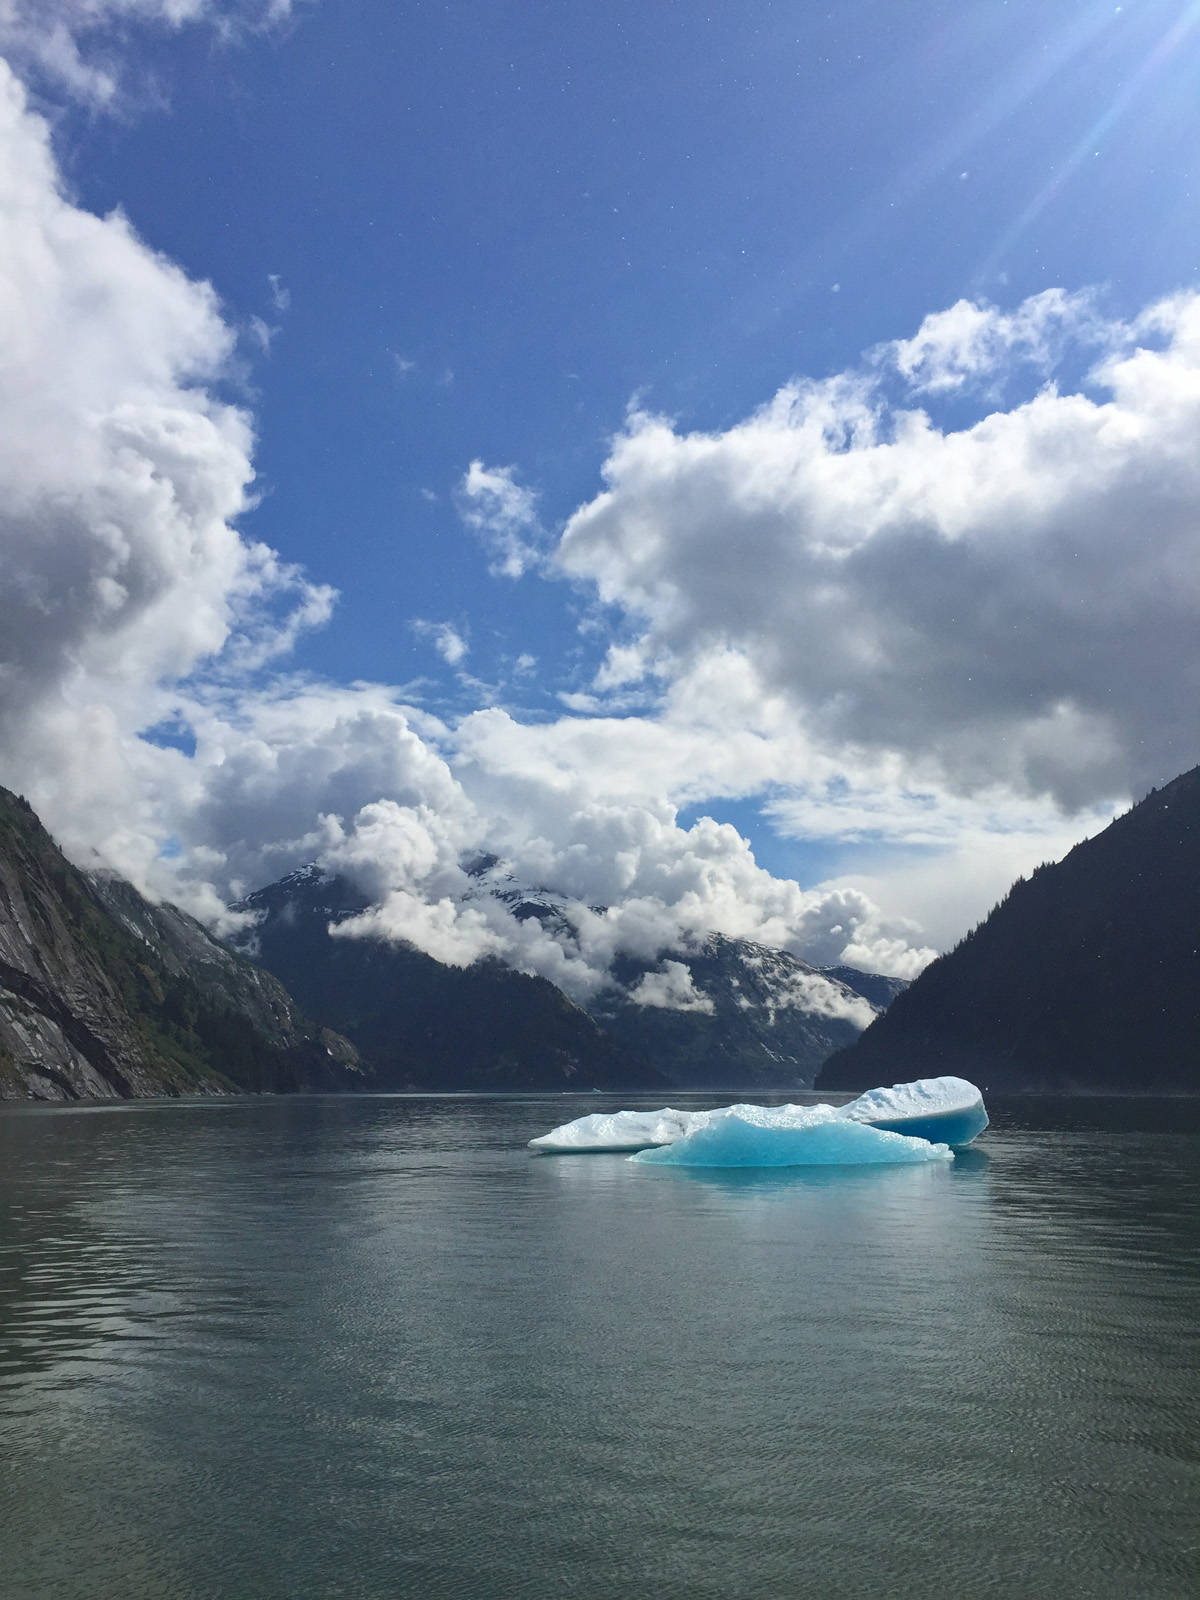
[3,40,1193,1002]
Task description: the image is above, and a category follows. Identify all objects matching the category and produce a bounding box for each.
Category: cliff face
[0,789,366,1101]
[818,765,1200,1094]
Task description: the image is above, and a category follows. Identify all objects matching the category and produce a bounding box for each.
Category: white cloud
[266,272,290,313]
[248,314,275,353]
[629,961,714,1013]
[456,460,542,578]
[447,720,939,980]
[0,63,1168,1002]
[556,289,1200,812]
[412,619,469,667]
[883,287,1105,393]
[742,961,877,1030]
[0,64,328,891]
[0,1,300,106]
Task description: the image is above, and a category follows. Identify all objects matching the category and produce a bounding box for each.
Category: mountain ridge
[235,865,899,1091]
[0,786,367,1100]
[817,764,1200,1093]
[231,868,666,1092]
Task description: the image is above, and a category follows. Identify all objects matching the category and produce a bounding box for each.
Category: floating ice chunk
[631,1102,952,1168]
[839,1076,988,1149]
[528,1076,987,1159]
[527,1107,696,1153]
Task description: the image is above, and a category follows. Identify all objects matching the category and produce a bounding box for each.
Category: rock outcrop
[0,788,366,1101]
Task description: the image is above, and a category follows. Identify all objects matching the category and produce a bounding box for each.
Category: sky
[2,0,1199,1000]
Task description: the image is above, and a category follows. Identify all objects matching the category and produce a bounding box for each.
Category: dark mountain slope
[238,869,901,1092]
[0,788,366,1101]
[233,870,664,1092]
[818,765,1200,1093]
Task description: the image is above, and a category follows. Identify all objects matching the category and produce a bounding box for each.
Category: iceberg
[631,1102,952,1168]
[528,1075,987,1167]
[837,1075,989,1149]
[525,1107,699,1153]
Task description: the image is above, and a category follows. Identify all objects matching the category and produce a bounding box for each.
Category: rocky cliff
[0,788,366,1100]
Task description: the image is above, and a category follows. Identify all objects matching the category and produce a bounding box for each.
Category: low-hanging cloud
[629,961,714,1013]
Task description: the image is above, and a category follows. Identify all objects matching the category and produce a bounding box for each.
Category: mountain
[237,867,898,1092]
[0,787,367,1101]
[589,934,887,1090]
[0,777,898,1104]
[477,870,897,1088]
[819,966,909,1011]
[817,765,1200,1093]
[231,869,665,1092]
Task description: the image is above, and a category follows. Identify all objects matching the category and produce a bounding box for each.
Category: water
[1,1093,1197,1600]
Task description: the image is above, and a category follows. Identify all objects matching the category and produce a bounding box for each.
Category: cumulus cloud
[0,69,936,1001]
[0,63,327,887]
[450,745,938,982]
[556,289,1200,811]
[883,287,1106,393]
[0,56,1170,1003]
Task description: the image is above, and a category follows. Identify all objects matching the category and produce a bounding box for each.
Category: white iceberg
[527,1106,699,1154]
[528,1075,987,1167]
[836,1075,988,1149]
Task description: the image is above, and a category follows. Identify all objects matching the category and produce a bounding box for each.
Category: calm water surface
[1,1093,1198,1599]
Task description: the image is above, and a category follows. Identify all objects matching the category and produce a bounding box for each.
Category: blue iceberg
[631,1103,952,1168]
[528,1076,987,1168]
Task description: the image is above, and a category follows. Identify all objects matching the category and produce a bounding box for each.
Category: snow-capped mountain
[230,867,667,1093]
[234,865,904,1091]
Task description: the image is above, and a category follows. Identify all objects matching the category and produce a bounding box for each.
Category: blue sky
[2,0,1199,992]
[63,0,1200,702]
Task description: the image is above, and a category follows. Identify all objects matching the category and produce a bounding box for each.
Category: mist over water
[1,1093,1198,1599]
